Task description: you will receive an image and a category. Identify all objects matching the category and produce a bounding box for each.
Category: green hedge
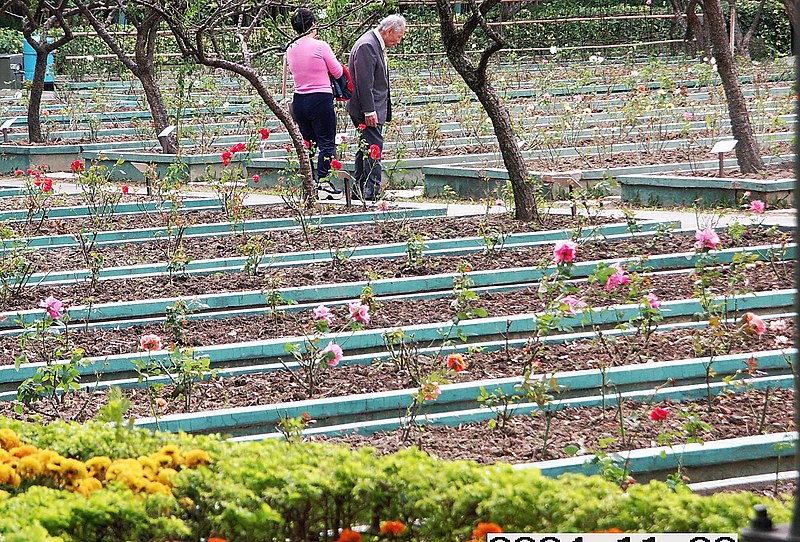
[0,418,792,542]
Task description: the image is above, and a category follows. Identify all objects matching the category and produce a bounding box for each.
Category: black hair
[291,8,315,35]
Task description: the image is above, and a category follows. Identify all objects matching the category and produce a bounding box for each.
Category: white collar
[372,29,386,51]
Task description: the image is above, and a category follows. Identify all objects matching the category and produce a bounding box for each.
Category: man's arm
[352,42,378,124]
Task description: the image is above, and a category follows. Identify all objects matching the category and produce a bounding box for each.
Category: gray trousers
[351,118,383,199]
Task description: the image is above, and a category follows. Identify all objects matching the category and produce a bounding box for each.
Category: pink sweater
[287,37,343,94]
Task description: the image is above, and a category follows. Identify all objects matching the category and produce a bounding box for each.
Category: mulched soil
[0,258,793,363]
[308,387,795,468]
[666,161,795,180]
[3,211,611,269]
[0,195,389,233]
[1,225,789,313]
[0,320,793,423]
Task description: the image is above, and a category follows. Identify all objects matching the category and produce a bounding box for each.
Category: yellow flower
[59,458,88,481]
[73,477,103,497]
[0,464,20,488]
[155,446,182,467]
[157,468,178,486]
[86,456,112,479]
[0,428,21,451]
[149,453,174,468]
[10,444,38,458]
[105,459,143,481]
[16,455,43,479]
[0,449,11,463]
[145,481,172,495]
[182,449,212,468]
[138,456,159,475]
[45,455,65,473]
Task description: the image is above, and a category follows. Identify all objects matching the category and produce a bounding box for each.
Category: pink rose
[553,240,577,265]
[605,263,631,291]
[313,305,333,324]
[423,381,441,401]
[561,295,587,315]
[645,292,661,309]
[39,295,64,320]
[321,341,344,366]
[348,302,370,325]
[749,200,765,213]
[744,312,766,336]
[694,228,721,251]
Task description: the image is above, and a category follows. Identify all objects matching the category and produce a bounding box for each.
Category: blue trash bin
[22,36,54,85]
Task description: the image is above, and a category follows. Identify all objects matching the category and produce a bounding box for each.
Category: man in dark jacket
[346,14,406,201]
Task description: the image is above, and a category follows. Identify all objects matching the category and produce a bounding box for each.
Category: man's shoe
[317,181,344,200]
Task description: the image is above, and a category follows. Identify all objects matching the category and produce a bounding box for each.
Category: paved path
[1,175,795,230]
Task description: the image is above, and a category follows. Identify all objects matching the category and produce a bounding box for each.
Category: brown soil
[1,224,789,313]
[0,321,792,425]
[308,387,795,468]
[1,258,792,363]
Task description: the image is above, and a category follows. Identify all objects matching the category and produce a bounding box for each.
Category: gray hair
[377,14,406,33]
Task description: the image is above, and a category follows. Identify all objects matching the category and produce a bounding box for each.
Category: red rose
[121,185,129,195]
[303,140,311,149]
[330,159,343,170]
[70,159,85,173]
[259,128,270,140]
[14,169,23,176]
[42,178,53,192]
[649,407,668,421]
[252,174,260,183]
[221,150,233,165]
[369,144,381,160]
[285,145,292,152]
[230,142,247,153]
[358,123,366,130]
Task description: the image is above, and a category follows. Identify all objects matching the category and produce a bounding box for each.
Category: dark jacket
[346,30,391,124]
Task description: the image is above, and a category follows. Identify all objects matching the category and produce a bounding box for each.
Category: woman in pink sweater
[287,8,344,199]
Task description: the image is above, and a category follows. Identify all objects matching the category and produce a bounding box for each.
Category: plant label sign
[0,118,17,130]
[709,139,737,154]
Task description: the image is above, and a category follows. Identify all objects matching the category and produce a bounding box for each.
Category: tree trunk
[433,0,539,222]
[26,48,48,143]
[705,0,764,172]
[783,0,797,54]
[669,0,692,54]
[139,68,176,153]
[134,10,176,154]
[686,0,707,53]
[728,0,751,58]
[472,82,537,221]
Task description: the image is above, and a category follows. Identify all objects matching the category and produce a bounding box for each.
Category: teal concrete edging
[0,139,157,174]
[619,174,794,207]
[0,206,446,252]
[223,373,793,441]
[1,237,791,330]
[130,351,793,435]
[525,431,796,480]
[2,219,678,289]
[2,288,794,390]
[0,196,222,223]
